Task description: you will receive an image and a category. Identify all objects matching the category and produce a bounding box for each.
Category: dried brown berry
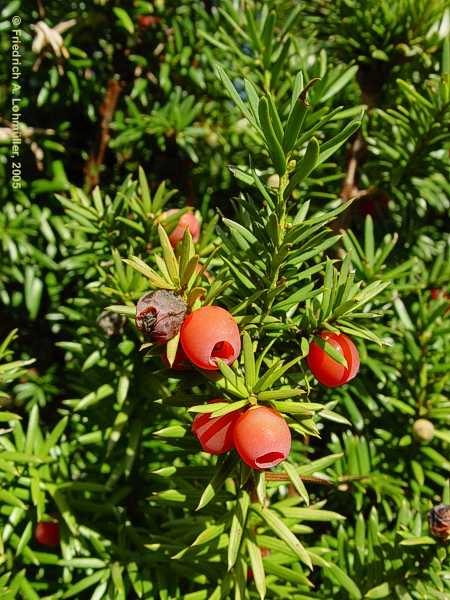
[429,504,450,541]
[135,290,186,344]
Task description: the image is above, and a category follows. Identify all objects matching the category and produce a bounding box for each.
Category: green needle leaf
[287,137,320,193]
[283,462,309,505]
[228,491,250,570]
[166,332,180,367]
[313,336,348,368]
[138,166,152,212]
[158,224,180,285]
[258,96,287,175]
[123,257,174,289]
[197,454,237,511]
[242,332,256,390]
[252,505,312,569]
[247,535,266,599]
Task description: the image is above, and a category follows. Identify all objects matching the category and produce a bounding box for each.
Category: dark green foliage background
[0,0,449,598]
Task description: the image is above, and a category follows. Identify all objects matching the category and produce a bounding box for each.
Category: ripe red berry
[161,344,191,370]
[180,306,241,371]
[138,15,161,28]
[233,406,291,470]
[430,288,450,315]
[136,290,186,344]
[162,209,201,247]
[360,191,389,217]
[192,400,243,455]
[431,288,450,301]
[307,331,360,388]
[35,521,60,547]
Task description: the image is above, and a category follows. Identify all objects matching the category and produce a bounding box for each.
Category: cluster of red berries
[135,205,241,371]
[190,332,360,469]
[135,210,362,470]
[137,298,241,372]
[192,403,291,470]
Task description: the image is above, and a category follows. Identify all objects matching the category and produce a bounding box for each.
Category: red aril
[307,331,359,387]
[233,406,291,470]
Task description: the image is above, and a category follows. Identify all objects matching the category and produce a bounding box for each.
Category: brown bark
[84,79,122,192]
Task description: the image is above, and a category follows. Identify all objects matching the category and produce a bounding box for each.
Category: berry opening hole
[211,340,234,363]
[255,452,285,469]
[136,307,157,334]
[139,306,157,318]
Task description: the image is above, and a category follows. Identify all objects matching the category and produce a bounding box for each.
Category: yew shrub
[0,0,449,598]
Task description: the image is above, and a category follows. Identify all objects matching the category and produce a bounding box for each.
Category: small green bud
[267,174,280,188]
[412,418,434,443]
[206,132,219,147]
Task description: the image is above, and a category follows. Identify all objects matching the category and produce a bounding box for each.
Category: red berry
[138,15,161,28]
[180,306,241,371]
[163,209,201,247]
[307,331,360,388]
[360,191,389,217]
[161,344,191,370]
[192,399,243,455]
[431,288,450,301]
[35,521,60,547]
[360,200,376,217]
[430,288,450,315]
[233,406,291,470]
[431,288,441,300]
[136,290,186,344]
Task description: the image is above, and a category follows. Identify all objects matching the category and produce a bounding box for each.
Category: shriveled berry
[192,399,243,455]
[180,306,241,370]
[136,290,186,344]
[233,406,291,470]
[35,521,60,547]
[307,331,360,387]
[429,504,450,540]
